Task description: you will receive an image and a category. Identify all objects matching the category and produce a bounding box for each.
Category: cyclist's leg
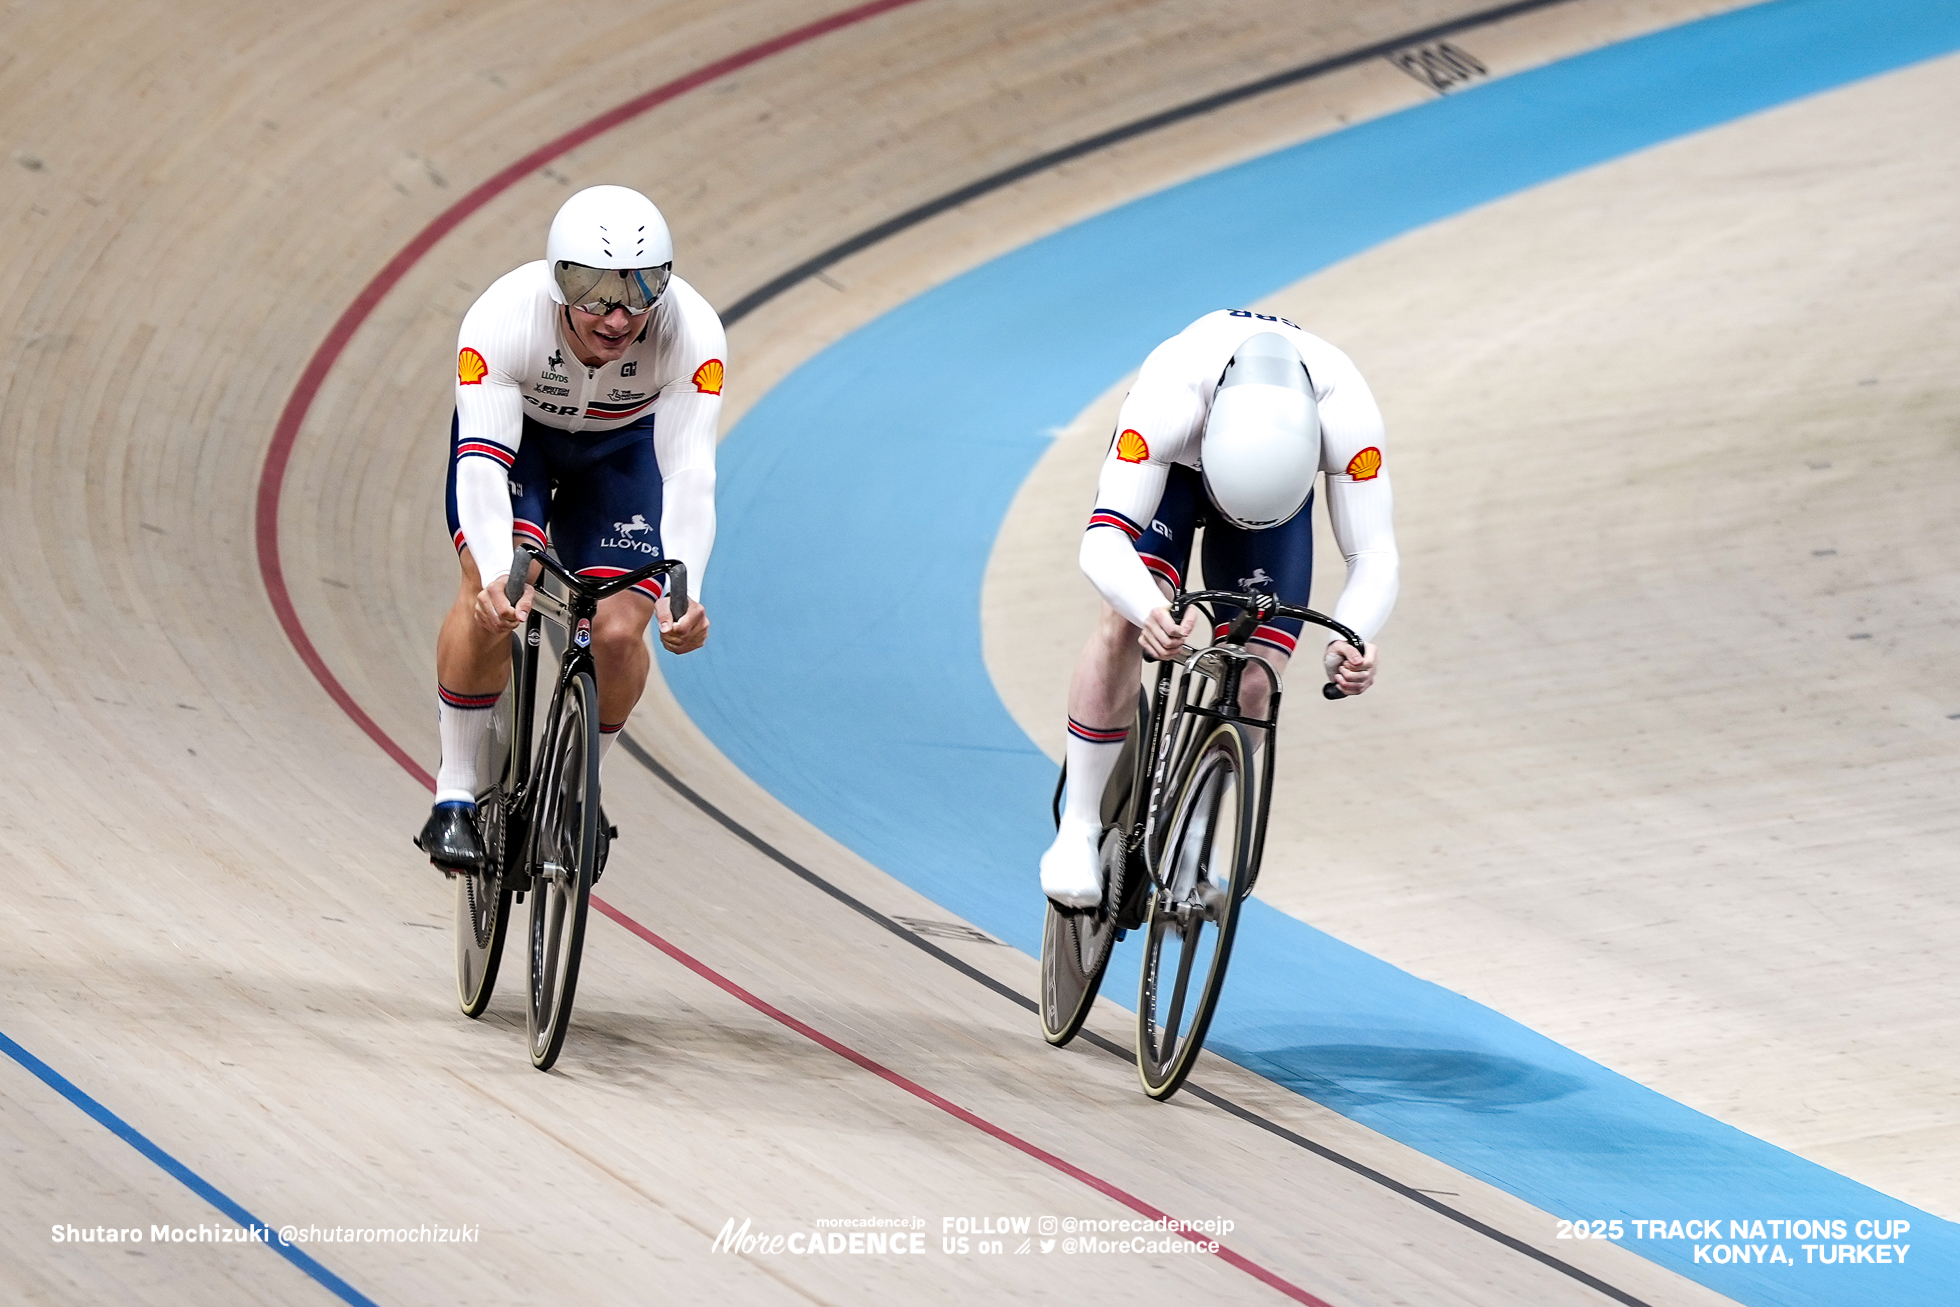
[1197,486,1315,722]
[1041,470,1198,906]
[541,418,664,768]
[435,416,548,799]
[1042,601,1148,905]
[423,416,550,866]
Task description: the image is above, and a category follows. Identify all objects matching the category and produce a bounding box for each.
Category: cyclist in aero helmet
[1040,310,1399,908]
[416,185,726,873]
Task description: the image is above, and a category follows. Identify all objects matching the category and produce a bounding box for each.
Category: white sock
[599,722,623,769]
[435,685,499,806]
[1059,717,1129,835]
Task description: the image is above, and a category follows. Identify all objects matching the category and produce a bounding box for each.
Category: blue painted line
[669,1,1960,1303]
[0,1027,381,1307]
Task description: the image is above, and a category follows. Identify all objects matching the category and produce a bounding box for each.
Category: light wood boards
[985,40,1960,1221]
[0,0,1761,1302]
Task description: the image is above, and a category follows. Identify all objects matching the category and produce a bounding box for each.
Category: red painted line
[254,6,1329,1303]
[590,896,1331,1305]
[253,0,930,789]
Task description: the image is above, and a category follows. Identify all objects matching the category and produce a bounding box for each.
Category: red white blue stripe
[585,396,656,421]
[439,684,501,711]
[1086,507,1142,539]
[1067,717,1129,744]
[577,565,664,602]
[1140,553,1181,588]
[1212,621,1298,655]
[456,440,516,468]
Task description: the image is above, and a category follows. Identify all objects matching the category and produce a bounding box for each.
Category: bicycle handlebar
[1169,588,1364,701]
[506,546,690,617]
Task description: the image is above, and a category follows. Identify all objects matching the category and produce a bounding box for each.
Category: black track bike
[1038,589,1361,1100]
[452,545,687,1070]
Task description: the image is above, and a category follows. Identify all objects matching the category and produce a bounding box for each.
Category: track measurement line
[615,732,1653,1307]
[249,2,1657,1302]
[719,0,1580,323]
[254,0,932,786]
[590,897,1332,1305]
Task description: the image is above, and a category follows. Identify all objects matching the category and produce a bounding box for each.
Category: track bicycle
[1039,588,1362,1100]
[452,545,688,1070]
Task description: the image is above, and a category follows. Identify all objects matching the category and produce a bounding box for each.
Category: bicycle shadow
[1230,1042,1587,1116]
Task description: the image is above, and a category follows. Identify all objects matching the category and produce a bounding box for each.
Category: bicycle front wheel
[455,637,522,1017]
[1136,718,1255,1101]
[526,667,600,1071]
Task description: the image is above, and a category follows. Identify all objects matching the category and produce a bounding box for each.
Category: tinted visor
[554,261,671,314]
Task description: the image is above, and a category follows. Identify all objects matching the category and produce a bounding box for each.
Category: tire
[525,667,600,1071]
[454,637,522,1018]
[1136,718,1255,1101]
[1038,692,1144,1047]
[1039,826,1129,1046]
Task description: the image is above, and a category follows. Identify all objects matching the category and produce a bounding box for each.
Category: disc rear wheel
[454,642,521,1017]
[1039,692,1145,1046]
[1040,826,1129,1045]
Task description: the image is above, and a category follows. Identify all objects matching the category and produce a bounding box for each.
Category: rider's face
[564,303,648,366]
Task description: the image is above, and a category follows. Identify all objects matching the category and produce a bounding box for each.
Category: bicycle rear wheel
[1136,718,1255,1101]
[454,638,522,1017]
[526,667,600,1070]
[1040,827,1131,1046]
[1039,692,1145,1047]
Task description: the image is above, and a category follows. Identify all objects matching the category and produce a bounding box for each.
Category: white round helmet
[1200,332,1320,529]
[546,185,674,313]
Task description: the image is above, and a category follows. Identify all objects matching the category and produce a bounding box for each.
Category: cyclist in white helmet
[1040,309,1399,907]
[417,185,725,872]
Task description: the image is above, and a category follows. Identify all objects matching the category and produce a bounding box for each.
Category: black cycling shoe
[593,807,618,884]
[415,802,485,873]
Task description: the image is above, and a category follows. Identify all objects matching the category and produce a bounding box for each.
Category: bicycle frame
[493,546,688,888]
[1131,590,1363,896]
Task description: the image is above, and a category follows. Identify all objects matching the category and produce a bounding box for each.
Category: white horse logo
[614,514,652,537]
[1240,567,1274,590]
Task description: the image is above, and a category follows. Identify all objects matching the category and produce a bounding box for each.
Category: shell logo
[457,347,489,386]
[1345,446,1382,481]
[692,358,725,395]
[1116,429,1150,463]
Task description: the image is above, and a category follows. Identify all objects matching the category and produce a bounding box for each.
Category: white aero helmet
[546,185,675,314]
[1200,332,1320,529]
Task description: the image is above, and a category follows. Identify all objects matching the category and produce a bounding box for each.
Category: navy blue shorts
[445,410,667,602]
[1132,465,1315,657]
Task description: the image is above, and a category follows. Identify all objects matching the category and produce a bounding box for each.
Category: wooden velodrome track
[2,2,1952,1305]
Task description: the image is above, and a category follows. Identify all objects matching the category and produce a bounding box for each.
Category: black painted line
[722,0,1578,325]
[619,727,1650,1307]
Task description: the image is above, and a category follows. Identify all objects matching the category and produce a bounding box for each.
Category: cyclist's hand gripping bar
[505,546,534,608]
[663,563,689,621]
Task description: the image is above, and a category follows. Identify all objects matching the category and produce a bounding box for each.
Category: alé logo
[602,513,658,554]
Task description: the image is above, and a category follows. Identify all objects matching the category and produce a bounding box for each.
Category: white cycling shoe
[1040,820,1104,909]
